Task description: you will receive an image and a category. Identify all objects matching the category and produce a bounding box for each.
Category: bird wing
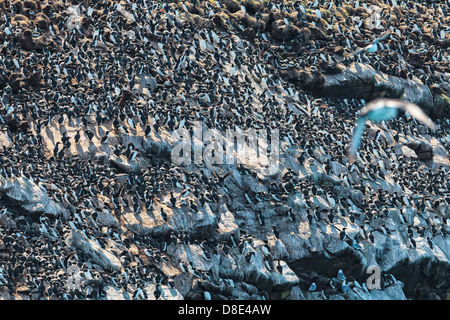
[373,99,436,130]
[360,99,437,130]
[400,101,437,130]
[346,47,365,57]
[348,116,367,163]
[374,29,391,43]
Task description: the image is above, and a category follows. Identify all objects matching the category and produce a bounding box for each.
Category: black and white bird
[74,130,81,143]
[145,124,152,136]
[169,192,176,208]
[160,208,167,222]
[101,131,110,144]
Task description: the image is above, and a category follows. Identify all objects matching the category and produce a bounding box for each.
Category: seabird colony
[0,0,449,300]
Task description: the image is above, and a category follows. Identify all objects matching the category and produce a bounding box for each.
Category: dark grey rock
[0,177,69,217]
[64,229,121,272]
[314,63,434,111]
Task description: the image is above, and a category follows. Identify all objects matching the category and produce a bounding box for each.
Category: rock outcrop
[0,0,448,302]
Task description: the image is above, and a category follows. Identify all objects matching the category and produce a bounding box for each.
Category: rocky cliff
[0,0,449,300]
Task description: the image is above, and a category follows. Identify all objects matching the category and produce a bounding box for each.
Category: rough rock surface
[0,177,69,218]
[0,0,448,301]
[65,229,122,272]
[311,63,434,111]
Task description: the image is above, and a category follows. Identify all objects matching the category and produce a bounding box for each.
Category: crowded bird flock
[0,0,449,300]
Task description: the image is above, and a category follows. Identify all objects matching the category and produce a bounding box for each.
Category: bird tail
[348,117,367,163]
[345,48,363,57]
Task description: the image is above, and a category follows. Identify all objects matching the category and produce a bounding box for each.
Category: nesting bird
[348,98,437,163]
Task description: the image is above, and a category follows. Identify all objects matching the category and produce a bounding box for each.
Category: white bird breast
[200,40,206,51]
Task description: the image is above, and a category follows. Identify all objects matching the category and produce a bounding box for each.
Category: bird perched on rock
[74,130,81,143]
[348,98,437,163]
[154,285,162,300]
[85,129,94,142]
[345,30,391,57]
[169,192,176,208]
[272,225,280,239]
[101,131,110,144]
[160,208,167,222]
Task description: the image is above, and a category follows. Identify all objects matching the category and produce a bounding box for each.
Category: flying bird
[345,30,391,57]
[308,282,317,292]
[348,98,437,163]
